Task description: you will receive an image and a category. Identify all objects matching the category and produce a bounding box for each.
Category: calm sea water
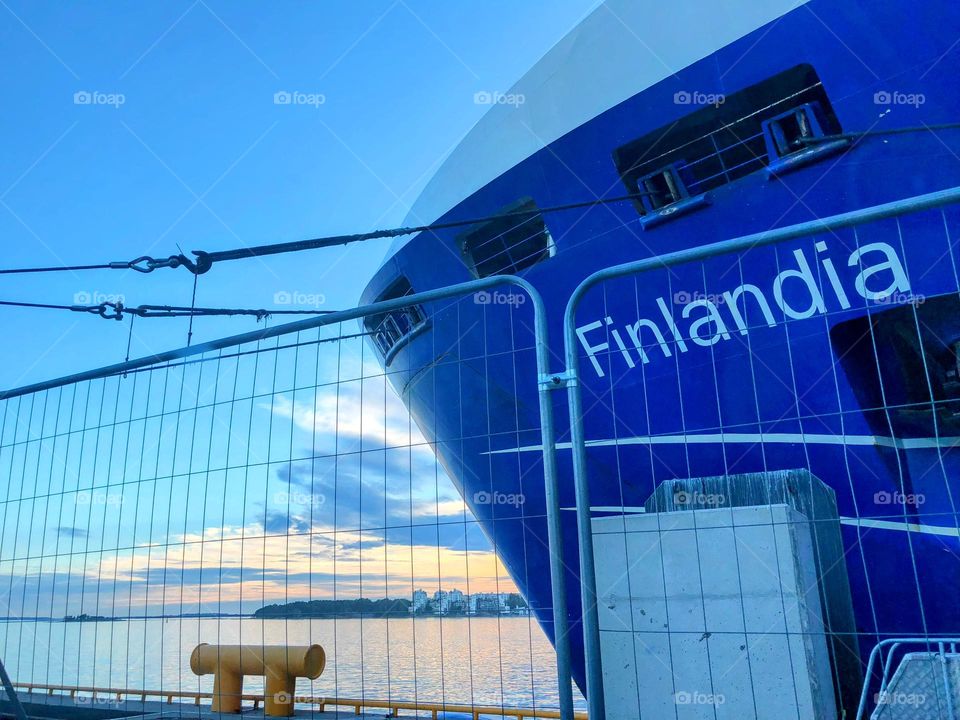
[0,617,585,712]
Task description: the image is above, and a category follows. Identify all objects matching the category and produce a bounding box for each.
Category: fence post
[558,326,605,720]
[529,291,576,720]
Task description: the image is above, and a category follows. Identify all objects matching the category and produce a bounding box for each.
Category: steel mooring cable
[0,122,958,280]
[0,299,337,321]
[0,192,659,277]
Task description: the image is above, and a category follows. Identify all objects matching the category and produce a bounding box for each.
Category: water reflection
[0,617,584,711]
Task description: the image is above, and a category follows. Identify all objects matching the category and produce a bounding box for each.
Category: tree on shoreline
[254,598,411,618]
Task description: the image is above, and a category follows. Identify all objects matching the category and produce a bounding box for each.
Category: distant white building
[411,588,524,616]
[468,592,506,614]
[432,589,466,615]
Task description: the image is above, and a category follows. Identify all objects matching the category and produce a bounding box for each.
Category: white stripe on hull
[573,507,960,538]
[485,433,960,455]
[839,517,960,538]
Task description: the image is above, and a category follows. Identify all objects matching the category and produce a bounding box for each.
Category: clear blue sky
[0,1,603,625]
[0,0,600,390]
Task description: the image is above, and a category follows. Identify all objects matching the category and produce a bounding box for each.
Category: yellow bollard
[190,643,326,716]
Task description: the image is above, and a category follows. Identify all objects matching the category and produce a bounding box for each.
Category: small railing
[856,638,960,720]
[12,682,586,720]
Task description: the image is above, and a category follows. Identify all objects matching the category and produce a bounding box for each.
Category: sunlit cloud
[0,515,517,617]
[266,382,432,455]
[0,354,510,620]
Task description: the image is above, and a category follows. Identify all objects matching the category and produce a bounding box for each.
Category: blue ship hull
[362,0,960,699]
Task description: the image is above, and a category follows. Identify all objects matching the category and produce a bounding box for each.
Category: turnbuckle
[117,253,212,275]
[70,302,125,321]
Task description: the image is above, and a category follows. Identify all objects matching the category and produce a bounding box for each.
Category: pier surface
[1,694,389,720]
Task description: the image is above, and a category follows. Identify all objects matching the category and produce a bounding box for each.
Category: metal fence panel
[563,186,960,720]
[0,277,580,720]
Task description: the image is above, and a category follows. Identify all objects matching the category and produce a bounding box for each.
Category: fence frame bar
[561,185,960,720]
[12,683,589,720]
[0,657,28,720]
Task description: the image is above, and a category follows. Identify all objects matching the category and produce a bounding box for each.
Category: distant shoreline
[1,597,531,623]
[0,613,529,622]
[248,612,527,619]
[254,597,529,620]
[0,613,248,622]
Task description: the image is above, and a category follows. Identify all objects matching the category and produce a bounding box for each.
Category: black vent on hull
[459,198,554,278]
[613,64,841,211]
[830,294,960,436]
[365,276,426,361]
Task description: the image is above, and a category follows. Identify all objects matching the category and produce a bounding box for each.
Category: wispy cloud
[265,382,433,455]
[0,502,509,617]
